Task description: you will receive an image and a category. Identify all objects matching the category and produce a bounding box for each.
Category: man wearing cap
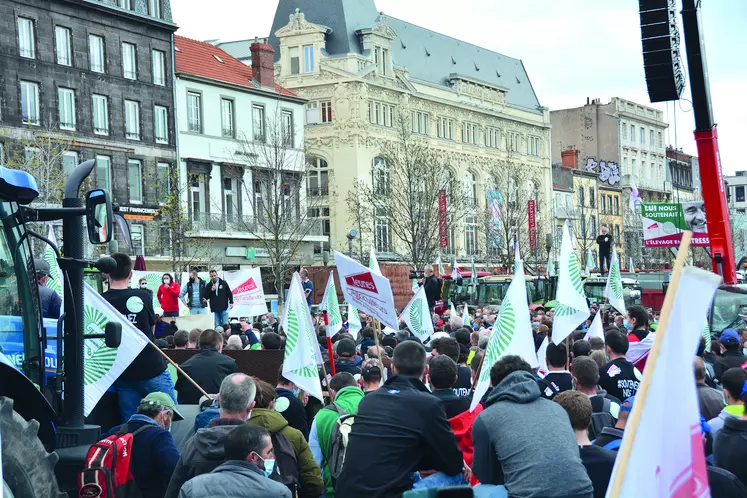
[332,338,361,375]
[714,329,746,381]
[34,258,61,319]
[104,392,182,498]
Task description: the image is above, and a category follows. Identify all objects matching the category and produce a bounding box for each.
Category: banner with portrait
[641,202,709,247]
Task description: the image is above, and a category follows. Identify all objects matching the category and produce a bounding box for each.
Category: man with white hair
[449,314,464,330]
[226,335,243,349]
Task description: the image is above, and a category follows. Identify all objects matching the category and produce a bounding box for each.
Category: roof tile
[174,36,296,97]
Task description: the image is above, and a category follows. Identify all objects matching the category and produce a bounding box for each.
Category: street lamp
[346,229,357,258]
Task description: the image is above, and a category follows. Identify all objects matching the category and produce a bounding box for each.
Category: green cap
[142,392,183,421]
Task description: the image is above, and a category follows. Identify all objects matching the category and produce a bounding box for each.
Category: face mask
[140,284,147,289]
[163,279,170,285]
[255,454,275,477]
[623,319,633,331]
[292,388,300,397]
[262,320,269,326]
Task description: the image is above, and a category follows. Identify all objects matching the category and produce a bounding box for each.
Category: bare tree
[573,188,598,268]
[346,115,470,271]
[3,125,74,207]
[345,178,374,259]
[234,109,322,305]
[481,151,548,273]
[150,164,215,279]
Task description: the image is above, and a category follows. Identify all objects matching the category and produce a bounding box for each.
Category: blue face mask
[292,387,300,397]
[623,319,633,331]
[256,454,275,477]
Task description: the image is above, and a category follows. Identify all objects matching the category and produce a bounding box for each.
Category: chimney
[561,148,578,169]
[251,42,275,89]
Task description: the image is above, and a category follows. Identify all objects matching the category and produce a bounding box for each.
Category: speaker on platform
[639,0,685,102]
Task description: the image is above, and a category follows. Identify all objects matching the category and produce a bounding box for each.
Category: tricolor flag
[450,254,461,281]
[83,283,149,416]
[401,286,434,342]
[606,266,720,497]
[320,272,343,338]
[368,246,382,275]
[584,312,605,343]
[604,247,626,315]
[552,222,590,344]
[281,273,324,402]
[471,257,538,412]
[629,182,643,214]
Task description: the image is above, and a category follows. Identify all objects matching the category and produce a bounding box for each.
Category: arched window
[372,157,389,196]
[463,171,477,207]
[306,156,328,196]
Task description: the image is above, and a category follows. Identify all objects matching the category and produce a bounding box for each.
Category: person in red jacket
[157,273,181,317]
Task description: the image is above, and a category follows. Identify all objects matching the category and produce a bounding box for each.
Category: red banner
[439,190,448,247]
[528,200,537,251]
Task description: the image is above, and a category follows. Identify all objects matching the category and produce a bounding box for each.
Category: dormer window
[374,46,390,76]
[303,45,314,73]
[289,47,300,74]
[287,44,315,75]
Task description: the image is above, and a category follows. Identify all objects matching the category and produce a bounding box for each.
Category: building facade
[666,146,701,203]
[220,1,553,266]
[551,97,669,267]
[174,36,323,284]
[0,0,177,262]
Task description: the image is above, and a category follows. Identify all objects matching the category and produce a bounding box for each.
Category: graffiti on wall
[585,158,620,186]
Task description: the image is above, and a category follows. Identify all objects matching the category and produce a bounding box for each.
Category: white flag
[462,303,471,328]
[334,251,398,331]
[584,312,605,343]
[436,254,445,276]
[537,336,549,377]
[44,224,64,301]
[412,275,419,294]
[369,246,381,275]
[607,266,719,497]
[471,258,478,295]
[224,268,268,318]
[585,248,595,275]
[471,259,538,412]
[629,182,643,213]
[450,301,458,321]
[401,286,434,342]
[83,283,149,416]
[281,273,323,402]
[320,272,343,337]
[630,257,635,273]
[450,254,462,280]
[604,247,627,315]
[347,303,362,340]
[552,222,590,344]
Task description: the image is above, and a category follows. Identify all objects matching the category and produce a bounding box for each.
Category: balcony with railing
[190,212,326,239]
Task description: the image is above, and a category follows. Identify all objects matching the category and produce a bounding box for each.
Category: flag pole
[564,336,570,370]
[373,318,383,360]
[148,341,211,399]
[608,232,692,497]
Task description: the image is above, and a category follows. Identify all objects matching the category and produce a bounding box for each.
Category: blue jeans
[190,307,208,315]
[214,309,229,328]
[114,369,176,423]
[162,311,179,318]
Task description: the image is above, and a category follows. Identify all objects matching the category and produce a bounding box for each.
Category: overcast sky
[171,0,746,175]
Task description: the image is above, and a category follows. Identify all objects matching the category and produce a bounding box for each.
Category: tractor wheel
[0,397,66,498]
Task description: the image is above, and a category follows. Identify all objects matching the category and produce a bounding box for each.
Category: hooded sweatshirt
[472,370,594,498]
[248,408,324,498]
[164,418,244,498]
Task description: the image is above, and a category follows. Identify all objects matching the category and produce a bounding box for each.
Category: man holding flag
[104,253,175,422]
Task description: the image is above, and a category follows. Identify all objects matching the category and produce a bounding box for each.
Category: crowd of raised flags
[33,217,743,498]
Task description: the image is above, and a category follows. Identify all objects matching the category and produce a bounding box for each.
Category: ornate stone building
[223,1,552,263]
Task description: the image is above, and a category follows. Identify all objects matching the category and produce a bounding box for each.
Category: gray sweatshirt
[473,370,594,498]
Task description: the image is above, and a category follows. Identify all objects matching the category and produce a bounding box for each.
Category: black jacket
[598,358,641,402]
[334,358,361,376]
[714,350,746,381]
[184,278,206,309]
[431,388,470,419]
[164,418,244,498]
[335,375,463,498]
[175,348,238,404]
[276,387,309,440]
[714,415,747,488]
[423,275,441,309]
[205,278,233,312]
[580,445,617,498]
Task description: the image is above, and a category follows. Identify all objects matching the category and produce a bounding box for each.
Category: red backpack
[77,424,154,498]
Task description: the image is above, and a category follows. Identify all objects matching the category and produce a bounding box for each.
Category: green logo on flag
[610,259,624,300]
[285,306,317,379]
[44,248,63,297]
[143,273,162,309]
[83,305,117,385]
[569,252,584,295]
[409,300,423,332]
[479,296,515,383]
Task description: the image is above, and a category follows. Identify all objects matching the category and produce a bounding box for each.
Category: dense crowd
[90,253,747,498]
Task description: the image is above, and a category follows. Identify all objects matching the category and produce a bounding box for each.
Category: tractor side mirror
[86,189,113,245]
[105,321,122,348]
